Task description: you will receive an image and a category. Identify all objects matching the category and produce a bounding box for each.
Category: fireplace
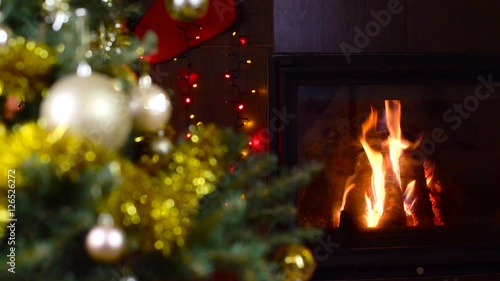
[269,54,500,280]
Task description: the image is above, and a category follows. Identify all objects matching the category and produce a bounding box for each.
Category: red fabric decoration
[135,0,237,63]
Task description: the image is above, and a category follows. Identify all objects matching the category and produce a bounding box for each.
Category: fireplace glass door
[271,55,500,279]
[297,84,500,232]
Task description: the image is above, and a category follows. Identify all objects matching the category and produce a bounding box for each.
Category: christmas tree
[0,1,321,280]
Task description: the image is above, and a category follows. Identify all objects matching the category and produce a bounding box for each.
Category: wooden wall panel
[406,0,500,52]
[274,0,407,53]
[490,0,500,51]
[275,0,500,53]
[209,0,274,45]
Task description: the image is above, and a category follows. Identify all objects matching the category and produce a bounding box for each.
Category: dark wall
[274,0,500,53]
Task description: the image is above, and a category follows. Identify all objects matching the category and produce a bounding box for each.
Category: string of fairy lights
[174,23,202,132]
[170,0,256,138]
[224,1,254,128]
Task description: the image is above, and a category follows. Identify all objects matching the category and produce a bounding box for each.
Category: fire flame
[385,100,410,189]
[359,107,386,227]
[403,180,417,216]
[341,183,355,211]
[358,101,417,228]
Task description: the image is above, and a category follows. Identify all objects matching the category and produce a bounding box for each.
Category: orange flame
[385,100,410,189]
[358,101,418,228]
[359,107,385,227]
[341,183,356,211]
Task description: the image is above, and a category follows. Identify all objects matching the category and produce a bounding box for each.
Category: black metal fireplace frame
[268,54,500,280]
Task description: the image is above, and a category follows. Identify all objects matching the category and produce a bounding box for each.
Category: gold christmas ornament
[85,213,126,263]
[130,75,172,132]
[165,0,210,22]
[275,245,317,281]
[0,37,57,100]
[39,71,133,151]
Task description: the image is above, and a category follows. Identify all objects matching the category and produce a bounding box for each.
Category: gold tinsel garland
[0,37,57,100]
[0,122,110,238]
[104,124,230,256]
[0,122,230,256]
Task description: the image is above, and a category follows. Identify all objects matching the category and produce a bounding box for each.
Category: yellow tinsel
[0,122,231,257]
[0,122,111,185]
[0,37,57,100]
[0,122,112,238]
[105,123,230,256]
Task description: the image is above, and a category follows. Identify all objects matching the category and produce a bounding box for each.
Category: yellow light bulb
[246,60,252,64]
[251,90,256,93]
[232,31,237,36]
[193,84,198,88]
[190,114,195,119]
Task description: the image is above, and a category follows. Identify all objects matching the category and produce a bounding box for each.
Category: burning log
[423,159,444,225]
[400,151,435,226]
[378,154,407,227]
[342,153,375,228]
[340,100,444,228]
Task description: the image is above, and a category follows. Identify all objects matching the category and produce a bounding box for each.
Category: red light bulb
[186,133,192,138]
[185,97,191,104]
[224,73,231,79]
[248,141,253,146]
[239,37,247,46]
[237,104,244,111]
[195,36,200,40]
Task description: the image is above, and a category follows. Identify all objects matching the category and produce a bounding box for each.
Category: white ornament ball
[151,135,173,155]
[40,72,132,151]
[0,23,12,49]
[129,75,172,132]
[85,213,126,263]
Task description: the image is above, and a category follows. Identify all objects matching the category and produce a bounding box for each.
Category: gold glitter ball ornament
[165,0,209,22]
[275,245,317,281]
[85,213,126,263]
